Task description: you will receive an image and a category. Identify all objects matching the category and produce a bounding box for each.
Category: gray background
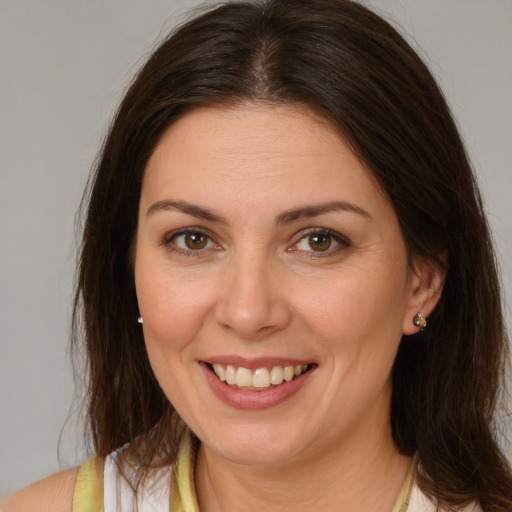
[1,0,511,496]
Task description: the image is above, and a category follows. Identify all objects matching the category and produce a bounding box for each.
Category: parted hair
[72,0,512,509]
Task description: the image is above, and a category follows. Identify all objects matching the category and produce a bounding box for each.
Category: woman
[4,0,511,510]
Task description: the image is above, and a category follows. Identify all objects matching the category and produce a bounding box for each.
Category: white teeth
[236,367,253,387]
[283,366,295,382]
[252,368,270,388]
[213,364,225,381]
[225,365,236,385]
[270,366,284,385]
[211,363,310,389]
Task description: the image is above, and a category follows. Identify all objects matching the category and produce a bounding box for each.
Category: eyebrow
[146,199,370,225]
[276,201,371,225]
[146,200,228,224]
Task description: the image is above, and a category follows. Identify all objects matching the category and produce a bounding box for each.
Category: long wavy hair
[72,0,512,509]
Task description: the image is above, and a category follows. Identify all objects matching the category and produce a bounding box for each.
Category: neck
[194,426,412,512]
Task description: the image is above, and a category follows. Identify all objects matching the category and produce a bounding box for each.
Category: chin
[199,422,312,467]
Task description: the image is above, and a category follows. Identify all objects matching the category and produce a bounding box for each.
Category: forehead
[141,104,388,218]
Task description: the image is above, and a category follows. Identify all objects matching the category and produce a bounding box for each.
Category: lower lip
[200,362,314,410]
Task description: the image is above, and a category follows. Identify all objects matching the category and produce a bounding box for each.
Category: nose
[214,253,292,340]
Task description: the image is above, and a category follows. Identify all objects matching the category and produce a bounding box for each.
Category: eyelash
[163,227,351,257]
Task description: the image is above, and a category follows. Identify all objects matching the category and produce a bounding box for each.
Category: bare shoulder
[1,467,78,512]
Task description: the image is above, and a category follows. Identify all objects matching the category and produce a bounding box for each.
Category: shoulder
[1,467,78,512]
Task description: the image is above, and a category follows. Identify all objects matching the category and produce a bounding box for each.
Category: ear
[402,252,447,335]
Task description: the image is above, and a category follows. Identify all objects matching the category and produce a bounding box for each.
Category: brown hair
[72,0,512,508]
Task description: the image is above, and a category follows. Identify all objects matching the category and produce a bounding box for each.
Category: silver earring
[413,313,427,330]
[138,316,144,324]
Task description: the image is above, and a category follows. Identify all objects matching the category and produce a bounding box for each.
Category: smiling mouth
[207,363,313,391]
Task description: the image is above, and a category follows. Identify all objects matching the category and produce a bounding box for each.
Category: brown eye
[308,234,332,252]
[169,230,215,252]
[185,232,208,250]
[293,229,349,256]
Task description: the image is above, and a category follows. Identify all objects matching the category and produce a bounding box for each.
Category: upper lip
[203,356,314,370]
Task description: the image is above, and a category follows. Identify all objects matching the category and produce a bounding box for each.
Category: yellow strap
[171,431,199,512]
[391,455,416,512]
[72,457,104,512]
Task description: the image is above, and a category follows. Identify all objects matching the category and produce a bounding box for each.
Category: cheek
[293,260,410,357]
[140,284,212,350]
[135,266,218,409]
[135,254,217,357]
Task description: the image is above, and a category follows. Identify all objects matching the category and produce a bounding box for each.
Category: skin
[3,104,444,511]
[1,458,104,512]
[1,468,77,511]
[135,104,445,511]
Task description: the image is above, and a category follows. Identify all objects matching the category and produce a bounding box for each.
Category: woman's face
[135,105,435,466]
